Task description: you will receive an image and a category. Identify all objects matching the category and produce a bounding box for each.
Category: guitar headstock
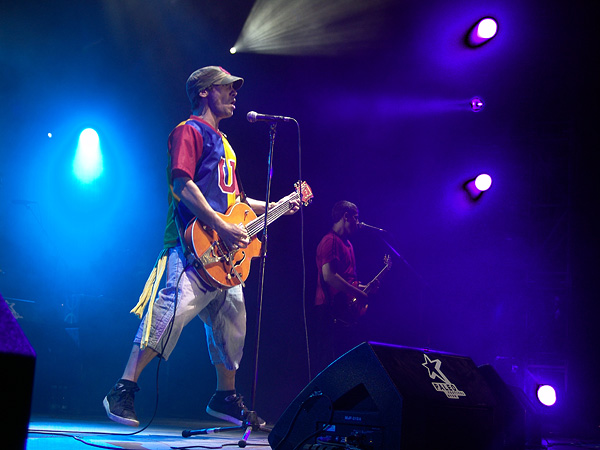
[294,181,314,206]
[383,254,392,270]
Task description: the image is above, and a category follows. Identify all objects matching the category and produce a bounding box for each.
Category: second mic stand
[181,122,279,446]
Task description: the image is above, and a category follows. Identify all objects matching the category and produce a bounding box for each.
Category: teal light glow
[73,128,103,183]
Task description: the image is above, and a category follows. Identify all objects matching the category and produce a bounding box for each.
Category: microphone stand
[182,411,263,447]
[361,225,425,284]
[182,122,278,447]
[252,121,277,410]
[362,225,431,350]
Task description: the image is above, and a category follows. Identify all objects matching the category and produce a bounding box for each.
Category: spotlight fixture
[536,384,557,407]
[470,96,485,112]
[524,364,566,414]
[73,128,103,184]
[229,47,237,55]
[465,17,498,47]
[463,173,492,200]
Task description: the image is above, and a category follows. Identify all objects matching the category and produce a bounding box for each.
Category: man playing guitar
[313,200,380,375]
[103,66,299,429]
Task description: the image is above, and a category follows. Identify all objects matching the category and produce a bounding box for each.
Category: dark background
[1,0,598,437]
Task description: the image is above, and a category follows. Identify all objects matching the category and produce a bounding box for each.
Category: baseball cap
[186,66,244,105]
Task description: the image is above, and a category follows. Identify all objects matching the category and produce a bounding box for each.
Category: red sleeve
[317,234,340,272]
[169,123,203,180]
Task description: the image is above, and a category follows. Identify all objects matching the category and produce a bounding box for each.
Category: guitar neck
[364,263,390,292]
[244,192,299,238]
[372,266,388,284]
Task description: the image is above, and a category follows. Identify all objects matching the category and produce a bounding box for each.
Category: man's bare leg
[104,344,158,426]
[122,344,159,382]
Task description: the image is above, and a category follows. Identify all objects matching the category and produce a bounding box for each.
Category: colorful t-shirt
[315,231,357,306]
[163,116,240,248]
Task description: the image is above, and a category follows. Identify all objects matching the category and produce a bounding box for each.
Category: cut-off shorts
[134,246,246,370]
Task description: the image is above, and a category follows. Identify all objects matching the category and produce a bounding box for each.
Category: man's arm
[322,262,368,299]
[173,177,249,248]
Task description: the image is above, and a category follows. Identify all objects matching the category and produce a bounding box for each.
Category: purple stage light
[474,173,492,191]
[470,96,485,112]
[524,364,566,414]
[463,173,492,200]
[477,18,498,39]
[537,384,557,407]
[466,17,499,47]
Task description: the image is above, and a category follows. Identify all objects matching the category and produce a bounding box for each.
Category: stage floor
[25,415,600,450]
[27,416,272,450]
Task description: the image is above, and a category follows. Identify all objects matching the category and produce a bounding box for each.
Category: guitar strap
[235,165,249,206]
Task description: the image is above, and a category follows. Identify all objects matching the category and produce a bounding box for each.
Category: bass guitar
[332,254,392,325]
[184,181,314,289]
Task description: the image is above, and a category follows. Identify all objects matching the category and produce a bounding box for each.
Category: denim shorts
[134,246,246,370]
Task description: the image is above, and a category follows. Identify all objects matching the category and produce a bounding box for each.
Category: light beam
[232,0,393,55]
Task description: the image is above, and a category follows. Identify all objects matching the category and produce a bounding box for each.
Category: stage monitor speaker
[269,341,524,450]
[0,293,37,450]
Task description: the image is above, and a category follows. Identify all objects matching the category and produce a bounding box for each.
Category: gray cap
[186,66,244,105]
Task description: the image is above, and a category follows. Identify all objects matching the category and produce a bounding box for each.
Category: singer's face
[207,83,238,119]
[344,211,360,235]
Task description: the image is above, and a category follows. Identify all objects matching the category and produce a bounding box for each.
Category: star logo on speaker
[422,354,466,399]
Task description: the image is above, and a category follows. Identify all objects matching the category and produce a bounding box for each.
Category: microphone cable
[292,118,313,383]
[28,254,188,446]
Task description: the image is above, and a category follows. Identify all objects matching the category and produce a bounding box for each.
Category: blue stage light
[73,128,103,183]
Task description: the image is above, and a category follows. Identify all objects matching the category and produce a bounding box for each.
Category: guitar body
[331,255,392,325]
[331,284,369,326]
[184,202,262,289]
[183,181,314,289]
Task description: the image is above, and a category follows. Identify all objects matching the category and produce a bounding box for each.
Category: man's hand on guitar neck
[361,279,380,296]
[276,194,300,216]
[247,195,300,216]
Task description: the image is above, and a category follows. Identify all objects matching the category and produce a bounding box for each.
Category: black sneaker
[206,393,266,427]
[103,379,140,427]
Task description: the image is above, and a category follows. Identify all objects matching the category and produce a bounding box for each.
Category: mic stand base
[182,411,271,447]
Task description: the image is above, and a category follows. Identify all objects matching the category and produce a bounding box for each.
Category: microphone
[358,222,386,232]
[247,111,294,123]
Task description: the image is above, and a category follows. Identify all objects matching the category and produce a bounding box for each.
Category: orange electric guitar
[332,254,392,325]
[184,181,313,289]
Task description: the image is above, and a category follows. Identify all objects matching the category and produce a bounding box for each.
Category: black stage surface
[27,416,272,450]
[25,415,600,450]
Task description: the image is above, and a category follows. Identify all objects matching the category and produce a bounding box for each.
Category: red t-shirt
[315,231,357,306]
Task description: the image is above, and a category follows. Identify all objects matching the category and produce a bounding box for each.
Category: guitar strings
[244,192,299,237]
